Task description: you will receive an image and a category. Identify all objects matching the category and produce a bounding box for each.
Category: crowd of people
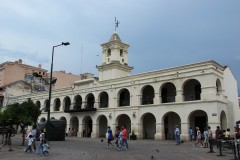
[174,124,240,153]
[106,125,129,151]
[1,123,239,156]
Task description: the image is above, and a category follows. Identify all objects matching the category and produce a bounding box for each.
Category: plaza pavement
[0,134,233,160]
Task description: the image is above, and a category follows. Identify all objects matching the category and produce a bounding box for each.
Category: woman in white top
[193,127,204,147]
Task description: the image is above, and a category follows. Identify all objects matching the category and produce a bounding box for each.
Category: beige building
[0,59,48,86]
[53,71,93,89]
[15,32,239,141]
[0,59,48,108]
[0,59,94,109]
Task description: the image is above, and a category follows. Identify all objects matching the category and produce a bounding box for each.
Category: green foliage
[0,99,41,126]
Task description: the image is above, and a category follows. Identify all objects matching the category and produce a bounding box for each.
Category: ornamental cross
[114,17,120,31]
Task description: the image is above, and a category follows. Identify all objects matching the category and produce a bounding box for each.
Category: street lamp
[47,42,70,121]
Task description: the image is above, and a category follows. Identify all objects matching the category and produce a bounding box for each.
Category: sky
[0,0,239,93]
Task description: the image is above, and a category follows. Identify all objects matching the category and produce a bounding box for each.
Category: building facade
[15,32,239,141]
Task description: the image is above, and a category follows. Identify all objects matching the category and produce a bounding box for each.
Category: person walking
[106,126,114,149]
[31,126,37,151]
[203,127,209,148]
[207,126,215,153]
[36,130,45,155]
[42,139,49,156]
[193,127,203,147]
[118,125,128,151]
[175,125,180,145]
[215,126,223,148]
[114,126,120,148]
[189,127,193,141]
[24,134,34,152]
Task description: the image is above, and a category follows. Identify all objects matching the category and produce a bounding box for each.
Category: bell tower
[97,32,133,81]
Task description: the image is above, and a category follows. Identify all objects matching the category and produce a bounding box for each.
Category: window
[120,49,123,57]
[122,59,124,63]
[108,49,111,56]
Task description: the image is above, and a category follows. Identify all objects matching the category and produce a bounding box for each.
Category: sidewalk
[0,135,232,160]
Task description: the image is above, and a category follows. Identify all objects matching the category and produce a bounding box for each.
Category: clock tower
[97,32,133,81]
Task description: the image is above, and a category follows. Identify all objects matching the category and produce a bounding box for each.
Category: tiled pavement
[0,135,234,160]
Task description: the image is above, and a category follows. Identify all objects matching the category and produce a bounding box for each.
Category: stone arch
[53,98,61,111]
[118,88,130,106]
[162,112,181,140]
[99,91,109,108]
[140,113,156,139]
[63,96,71,111]
[40,117,46,123]
[35,100,41,109]
[141,85,154,105]
[220,110,227,130]
[82,116,93,137]
[96,115,108,137]
[115,114,131,133]
[188,110,208,134]
[44,99,49,112]
[216,79,222,93]
[70,116,79,137]
[183,79,201,101]
[160,82,176,103]
[85,93,95,109]
[73,95,82,110]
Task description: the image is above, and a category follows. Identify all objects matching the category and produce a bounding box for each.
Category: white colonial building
[15,32,239,141]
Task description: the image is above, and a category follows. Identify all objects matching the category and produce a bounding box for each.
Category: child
[25,134,34,152]
[42,139,49,156]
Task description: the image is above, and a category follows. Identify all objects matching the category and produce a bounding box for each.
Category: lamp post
[47,42,70,122]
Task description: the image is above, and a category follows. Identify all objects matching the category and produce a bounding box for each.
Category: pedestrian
[193,127,203,147]
[207,126,215,153]
[106,126,114,149]
[31,126,37,151]
[0,125,13,151]
[87,127,91,137]
[42,139,49,156]
[203,127,209,148]
[118,125,128,151]
[189,127,193,141]
[175,125,180,145]
[224,128,230,140]
[36,130,45,155]
[215,126,223,148]
[114,126,120,148]
[68,128,71,137]
[82,127,86,137]
[24,134,34,152]
[71,128,75,137]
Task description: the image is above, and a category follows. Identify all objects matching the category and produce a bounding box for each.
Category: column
[95,101,100,108]
[77,124,83,137]
[155,122,164,140]
[180,122,189,141]
[154,92,160,104]
[176,89,183,102]
[91,123,99,138]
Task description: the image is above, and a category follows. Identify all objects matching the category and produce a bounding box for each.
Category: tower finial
[114,17,120,31]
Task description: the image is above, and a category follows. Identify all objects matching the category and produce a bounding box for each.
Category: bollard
[237,142,239,159]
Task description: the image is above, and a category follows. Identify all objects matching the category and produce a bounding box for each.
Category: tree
[0,99,41,145]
